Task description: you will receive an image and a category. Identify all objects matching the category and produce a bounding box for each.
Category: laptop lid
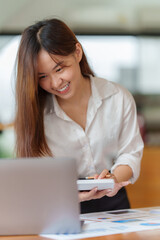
[0,157,81,235]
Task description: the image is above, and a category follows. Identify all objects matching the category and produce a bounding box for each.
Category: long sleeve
[111,87,144,183]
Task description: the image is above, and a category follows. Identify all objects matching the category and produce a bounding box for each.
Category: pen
[85,176,95,179]
[85,171,112,179]
[78,177,94,180]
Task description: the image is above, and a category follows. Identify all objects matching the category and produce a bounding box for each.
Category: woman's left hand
[96,169,131,197]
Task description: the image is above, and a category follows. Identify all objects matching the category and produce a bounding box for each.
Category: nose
[50,76,62,90]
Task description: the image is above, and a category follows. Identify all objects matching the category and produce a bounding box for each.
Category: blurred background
[0,0,160,207]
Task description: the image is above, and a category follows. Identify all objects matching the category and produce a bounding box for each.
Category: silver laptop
[0,157,81,235]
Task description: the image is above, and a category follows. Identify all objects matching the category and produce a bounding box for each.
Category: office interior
[0,0,160,209]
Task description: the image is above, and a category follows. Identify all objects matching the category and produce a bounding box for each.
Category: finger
[105,189,113,197]
[98,169,109,179]
[119,181,131,187]
[86,187,98,200]
[92,189,109,199]
[105,173,113,178]
[106,191,117,197]
[94,174,99,179]
[105,181,131,198]
[79,187,98,202]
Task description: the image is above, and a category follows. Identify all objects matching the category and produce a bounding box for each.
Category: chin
[56,91,73,100]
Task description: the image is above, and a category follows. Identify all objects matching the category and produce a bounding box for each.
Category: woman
[15,18,144,213]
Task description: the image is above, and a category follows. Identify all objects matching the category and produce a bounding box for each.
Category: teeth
[57,83,69,92]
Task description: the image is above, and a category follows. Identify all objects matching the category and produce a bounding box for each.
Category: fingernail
[105,174,111,178]
[107,189,112,193]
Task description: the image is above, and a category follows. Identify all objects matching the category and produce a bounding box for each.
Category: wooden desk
[0,229,160,240]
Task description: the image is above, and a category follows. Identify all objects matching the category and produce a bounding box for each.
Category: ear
[75,42,83,62]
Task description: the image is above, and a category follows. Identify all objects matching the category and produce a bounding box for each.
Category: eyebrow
[38,61,64,75]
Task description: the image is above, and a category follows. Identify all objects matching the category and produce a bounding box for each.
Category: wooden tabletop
[0,229,160,240]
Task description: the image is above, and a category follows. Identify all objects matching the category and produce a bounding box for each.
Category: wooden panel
[126,146,160,208]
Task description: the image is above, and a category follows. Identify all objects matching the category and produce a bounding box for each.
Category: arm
[113,165,133,182]
[79,87,144,202]
[111,87,144,184]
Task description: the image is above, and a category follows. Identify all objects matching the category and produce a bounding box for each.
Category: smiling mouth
[56,82,70,93]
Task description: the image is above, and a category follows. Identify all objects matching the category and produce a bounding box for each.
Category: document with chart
[42,207,160,240]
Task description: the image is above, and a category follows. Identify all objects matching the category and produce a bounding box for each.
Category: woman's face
[37,43,84,101]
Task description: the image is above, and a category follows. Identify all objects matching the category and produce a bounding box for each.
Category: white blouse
[44,76,144,184]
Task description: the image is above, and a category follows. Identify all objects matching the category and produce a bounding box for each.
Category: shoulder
[91,75,134,103]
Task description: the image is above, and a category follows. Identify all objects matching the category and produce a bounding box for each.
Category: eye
[56,67,63,72]
[39,75,47,80]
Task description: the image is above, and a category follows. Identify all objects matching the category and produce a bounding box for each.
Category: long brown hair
[15,18,94,157]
